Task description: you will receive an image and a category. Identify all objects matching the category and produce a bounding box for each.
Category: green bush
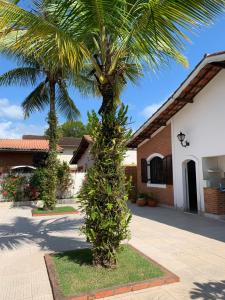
[1,175,27,202]
[29,168,49,202]
[78,105,132,268]
[29,161,72,202]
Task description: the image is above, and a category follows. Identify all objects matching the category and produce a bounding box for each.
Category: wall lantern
[177,131,190,147]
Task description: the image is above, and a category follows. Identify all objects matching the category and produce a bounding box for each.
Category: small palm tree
[0,0,224,267]
[0,55,80,209]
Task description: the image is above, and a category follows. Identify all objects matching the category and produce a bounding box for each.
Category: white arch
[11,165,36,170]
[147,153,164,162]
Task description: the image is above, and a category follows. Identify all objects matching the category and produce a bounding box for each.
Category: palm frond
[108,0,225,74]
[22,81,49,118]
[0,67,42,86]
[56,81,80,121]
[0,0,225,105]
[71,64,100,97]
[0,0,84,72]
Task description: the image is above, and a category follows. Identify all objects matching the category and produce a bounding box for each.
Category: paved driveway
[111,204,225,300]
[1,203,225,300]
[0,202,86,300]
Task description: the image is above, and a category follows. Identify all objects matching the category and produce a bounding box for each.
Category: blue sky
[0,11,225,138]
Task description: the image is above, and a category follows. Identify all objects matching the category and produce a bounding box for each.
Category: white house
[22,135,81,166]
[70,135,137,195]
[70,135,137,172]
[128,51,225,219]
[57,137,81,165]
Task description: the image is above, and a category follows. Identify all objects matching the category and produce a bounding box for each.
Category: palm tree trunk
[45,80,58,210]
[49,80,57,152]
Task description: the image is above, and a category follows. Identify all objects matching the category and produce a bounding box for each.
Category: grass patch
[32,206,76,214]
[52,245,164,295]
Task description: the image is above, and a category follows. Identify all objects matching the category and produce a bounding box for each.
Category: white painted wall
[73,148,136,194]
[77,146,136,170]
[77,144,94,171]
[123,149,137,166]
[58,146,75,164]
[171,69,225,212]
[71,172,86,195]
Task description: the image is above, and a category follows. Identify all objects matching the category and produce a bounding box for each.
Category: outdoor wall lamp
[177,131,190,147]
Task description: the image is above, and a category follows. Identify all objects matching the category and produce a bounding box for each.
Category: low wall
[0,171,86,202]
[71,172,86,195]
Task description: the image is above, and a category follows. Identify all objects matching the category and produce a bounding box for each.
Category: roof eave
[128,53,225,147]
[70,136,91,164]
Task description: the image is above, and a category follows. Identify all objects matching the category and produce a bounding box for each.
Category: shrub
[29,168,49,202]
[1,175,27,202]
[29,161,72,201]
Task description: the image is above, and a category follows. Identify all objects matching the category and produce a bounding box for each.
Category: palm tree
[0,0,224,267]
[0,55,80,209]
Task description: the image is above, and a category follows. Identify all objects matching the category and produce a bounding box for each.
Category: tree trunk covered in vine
[79,83,131,268]
[44,80,58,210]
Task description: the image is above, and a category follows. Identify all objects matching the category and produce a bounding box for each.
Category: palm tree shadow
[55,248,93,266]
[190,280,225,299]
[0,216,88,252]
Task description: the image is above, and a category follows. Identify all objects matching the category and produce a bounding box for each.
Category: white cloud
[0,122,13,137]
[141,102,163,118]
[0,121,45,138]
[0,98,23,120]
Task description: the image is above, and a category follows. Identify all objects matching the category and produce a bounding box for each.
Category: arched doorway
[187,160,198,213]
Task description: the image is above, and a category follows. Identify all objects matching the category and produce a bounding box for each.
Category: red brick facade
[137,124,174,207]
[204,187,225,215]
[0,152,35,173]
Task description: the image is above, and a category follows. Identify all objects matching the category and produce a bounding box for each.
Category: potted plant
[146,192,158,207]
[130,197,137,203]
[136,193,147,206]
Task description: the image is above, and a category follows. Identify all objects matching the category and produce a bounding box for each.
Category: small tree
[45,120,89,138]
[60,121,88,138]
[79,105,132,268]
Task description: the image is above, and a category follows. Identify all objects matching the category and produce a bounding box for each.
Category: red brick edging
[44,246,180,300]
[32,211,80,217]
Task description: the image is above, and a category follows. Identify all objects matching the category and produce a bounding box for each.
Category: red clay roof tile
[0,139,62,152]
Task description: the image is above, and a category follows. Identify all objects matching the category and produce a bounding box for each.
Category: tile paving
[1,202,225,299]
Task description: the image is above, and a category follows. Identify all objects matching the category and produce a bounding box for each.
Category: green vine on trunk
[78,104,132,268]
[45,105,58,210]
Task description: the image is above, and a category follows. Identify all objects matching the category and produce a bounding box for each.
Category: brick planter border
[32,211,80,217]
[44,245,179,300]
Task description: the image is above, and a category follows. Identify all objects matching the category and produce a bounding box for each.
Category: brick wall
[0,152,34,173]
[137,124,174,206]
[204,187,225,215]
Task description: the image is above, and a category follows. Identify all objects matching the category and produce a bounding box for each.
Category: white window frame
[147,153,166,189]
